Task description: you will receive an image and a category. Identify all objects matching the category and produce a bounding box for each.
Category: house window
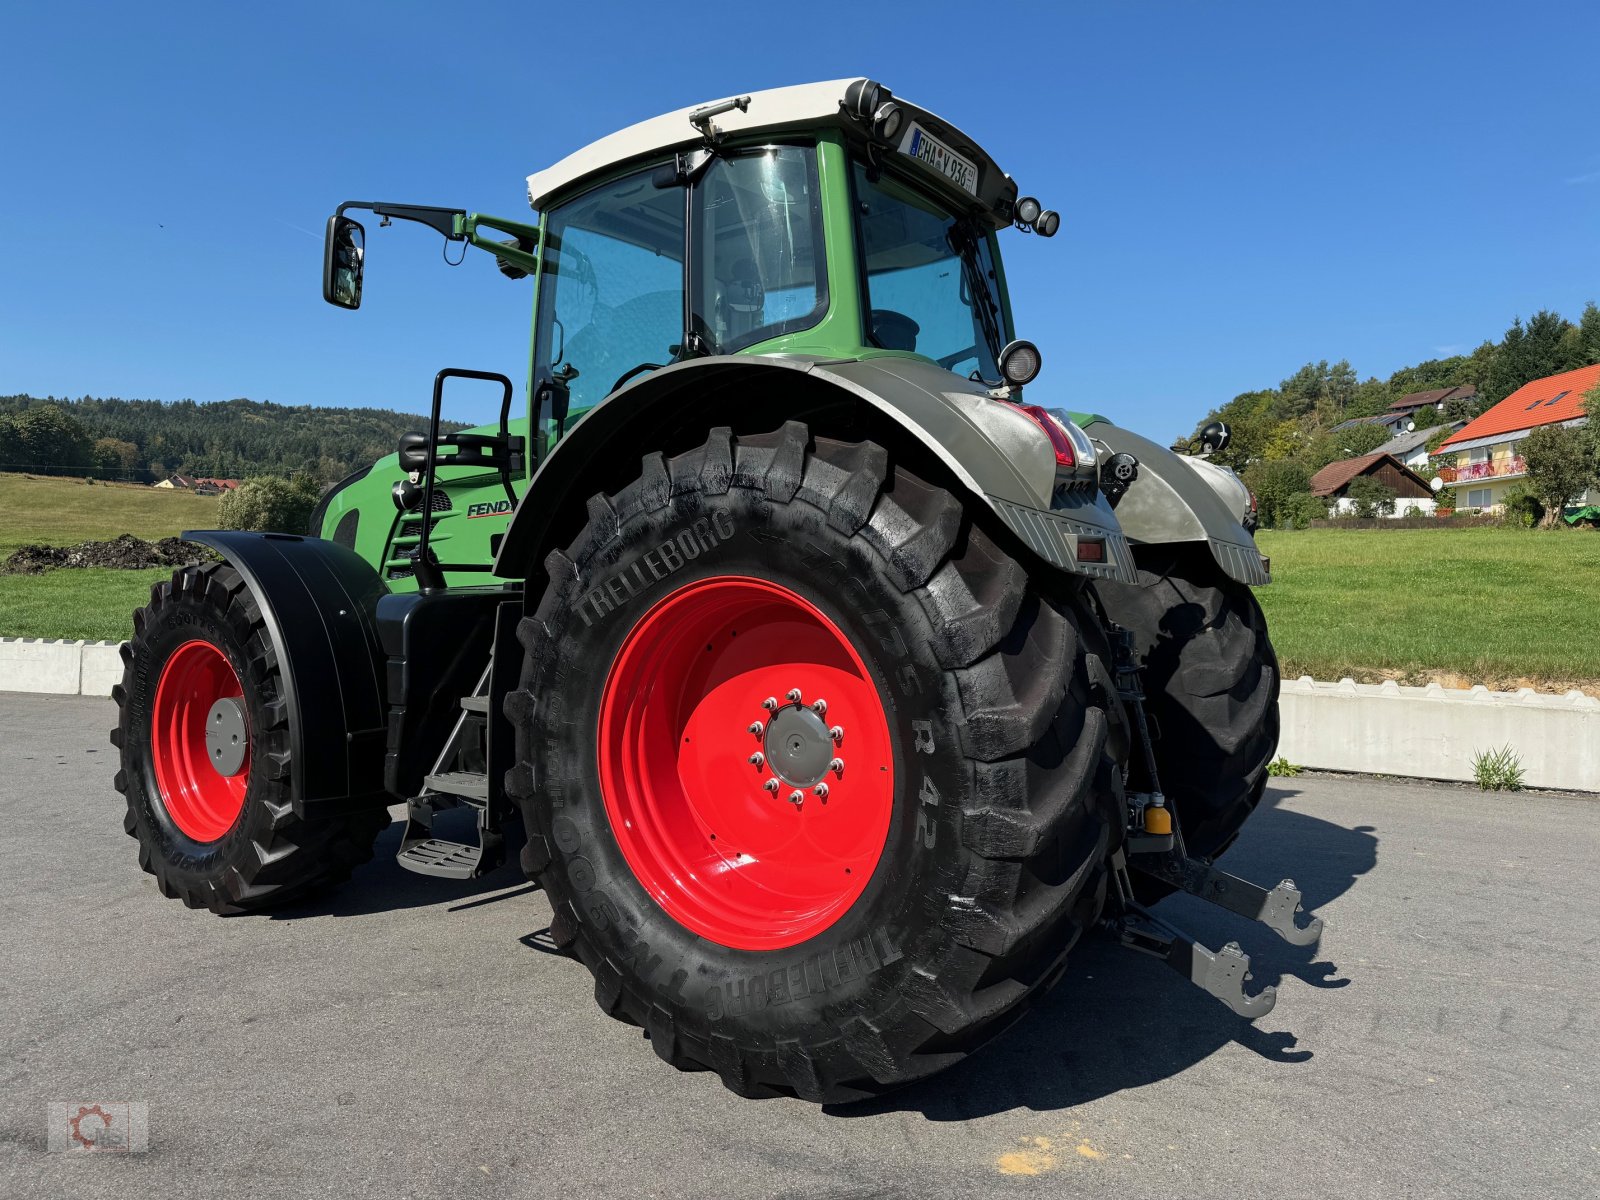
[1544,390,1570,407]
[1468,446,1489,463]
[1466,488,1493,508]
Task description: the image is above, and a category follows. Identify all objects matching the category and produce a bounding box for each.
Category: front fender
[181,530,391,814]
[494,354,1137,585]
[1084,424,1270,586]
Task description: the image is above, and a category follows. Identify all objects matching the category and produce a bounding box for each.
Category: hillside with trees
[1180,302,1600,526]
[0,394,465,484]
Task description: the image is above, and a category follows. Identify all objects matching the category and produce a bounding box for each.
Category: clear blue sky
[3,0,1596,441]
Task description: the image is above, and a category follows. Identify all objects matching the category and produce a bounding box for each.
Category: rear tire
[112,562,388,913]
[507,422,1122,1103]
[1093,547,1279,860]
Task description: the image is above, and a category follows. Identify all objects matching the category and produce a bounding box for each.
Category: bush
[1345,475,1397,518]
[1243,460,1312,528]
[1498,483,1544,529]
[218,475,324,534]
[1283,492,1327,530]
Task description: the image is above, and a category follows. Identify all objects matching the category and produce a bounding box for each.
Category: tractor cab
[313,81,1070,591]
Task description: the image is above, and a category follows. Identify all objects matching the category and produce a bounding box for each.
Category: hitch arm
[1110,851,1278,1019]
[1132,852,1324,947]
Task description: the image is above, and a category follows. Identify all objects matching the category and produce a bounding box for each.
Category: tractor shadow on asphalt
[267,806,533,919]
[835,785,1379,1120]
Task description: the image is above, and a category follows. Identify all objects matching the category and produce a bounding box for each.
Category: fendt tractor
[114,80,1322,1102]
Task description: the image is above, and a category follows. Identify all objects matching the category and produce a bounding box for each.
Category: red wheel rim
[597,577,895,950]
[151,640,251,842]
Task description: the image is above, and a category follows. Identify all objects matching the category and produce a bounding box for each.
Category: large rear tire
[1093,546,1279,861]
[112,562,389,913]
[507,422,1122,1103]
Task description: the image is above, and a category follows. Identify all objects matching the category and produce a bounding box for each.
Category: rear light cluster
[1010,403,1076,468]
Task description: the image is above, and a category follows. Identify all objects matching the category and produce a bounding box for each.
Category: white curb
[2,639,1594,792]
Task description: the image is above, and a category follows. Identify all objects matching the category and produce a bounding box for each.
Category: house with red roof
[1433,364,1599,511]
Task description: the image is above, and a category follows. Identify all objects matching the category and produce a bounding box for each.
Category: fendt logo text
[466,500,515,520]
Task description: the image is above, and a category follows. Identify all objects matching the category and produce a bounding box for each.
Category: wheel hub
[762,702,835,788]
[204,697,249,777]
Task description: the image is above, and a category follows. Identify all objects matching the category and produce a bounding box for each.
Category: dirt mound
[2,534,211,575]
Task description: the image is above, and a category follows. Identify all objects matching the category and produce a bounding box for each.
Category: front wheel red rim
[597,577,895,951]
[151,640,251,842]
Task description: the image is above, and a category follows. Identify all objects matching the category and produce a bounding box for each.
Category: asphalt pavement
[2,693,1595,1199]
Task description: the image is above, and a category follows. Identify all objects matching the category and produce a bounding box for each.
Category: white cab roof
[525,78,994,211]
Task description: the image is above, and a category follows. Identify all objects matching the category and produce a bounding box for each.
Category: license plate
[898,122,979,195]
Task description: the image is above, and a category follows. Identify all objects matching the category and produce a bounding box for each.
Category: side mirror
[322,215,365,309]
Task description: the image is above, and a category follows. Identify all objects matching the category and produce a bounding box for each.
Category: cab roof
[524,78,1017,223]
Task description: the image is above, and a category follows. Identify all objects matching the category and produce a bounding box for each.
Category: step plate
[397,838,483,880]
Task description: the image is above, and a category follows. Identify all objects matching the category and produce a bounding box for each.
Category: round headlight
[392,478,421,511]
[843,79,883,121]
[1015,196,1042,226]
[999,339,1042,387]
[873,101,902,141]
[1035,209,1060,237]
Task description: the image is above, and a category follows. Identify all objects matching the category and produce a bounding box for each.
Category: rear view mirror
[322,215,365,309]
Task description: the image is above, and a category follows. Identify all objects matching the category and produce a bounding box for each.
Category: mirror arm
[336,200,468,241]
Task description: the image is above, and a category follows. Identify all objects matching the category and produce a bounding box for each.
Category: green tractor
[113,80,1319,1102]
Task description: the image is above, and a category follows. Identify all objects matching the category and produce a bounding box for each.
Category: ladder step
[459,695,490,714]
[424,771,489,803]
[396,838,483,880]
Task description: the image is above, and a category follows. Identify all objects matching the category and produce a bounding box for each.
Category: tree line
[0,394,464,484]
[1180,302,1600,527]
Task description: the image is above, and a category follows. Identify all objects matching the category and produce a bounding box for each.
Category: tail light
[1010,403,1075,468]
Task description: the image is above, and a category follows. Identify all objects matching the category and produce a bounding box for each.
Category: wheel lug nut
[829,726,844,743]
[829,758,845,777]
[764,779,780,794]
[748,752,764,768]
[787,789,804,807]
[762,697,778,711]
[813,782,829,800]
[748,721,764,737]
[811,698,827,716]
[786,688,803,705]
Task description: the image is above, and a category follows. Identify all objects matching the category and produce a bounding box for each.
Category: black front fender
[181,530,391,815]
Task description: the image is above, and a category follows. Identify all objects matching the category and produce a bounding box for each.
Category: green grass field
[1,472,1596,687]
[1255,525,1600,688]
[0,474,219,641]
[0,473,219,556]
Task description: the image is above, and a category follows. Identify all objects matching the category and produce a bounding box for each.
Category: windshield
[692,146,827,353]
[533,168,686,435]
[851,161,1004,380]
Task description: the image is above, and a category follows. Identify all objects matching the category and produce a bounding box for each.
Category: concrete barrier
[0,638,124,698]
[1278,676,1600,792]
[3,637,1596,792]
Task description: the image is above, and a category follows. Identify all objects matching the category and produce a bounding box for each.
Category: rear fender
[181,530,392,815]
[495,354,1136,585]
[1084,424,1271,586]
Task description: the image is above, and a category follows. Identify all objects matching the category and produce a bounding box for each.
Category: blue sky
[3,0,1596,441]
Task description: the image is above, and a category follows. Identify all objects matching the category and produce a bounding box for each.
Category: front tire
[507,422,1121,1102]
[112,562,388,913]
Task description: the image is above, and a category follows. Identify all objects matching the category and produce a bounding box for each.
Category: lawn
[1255,525,1600,689]
[0,472,219,556]
[0,473,219,641]
[0,567,172,641]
